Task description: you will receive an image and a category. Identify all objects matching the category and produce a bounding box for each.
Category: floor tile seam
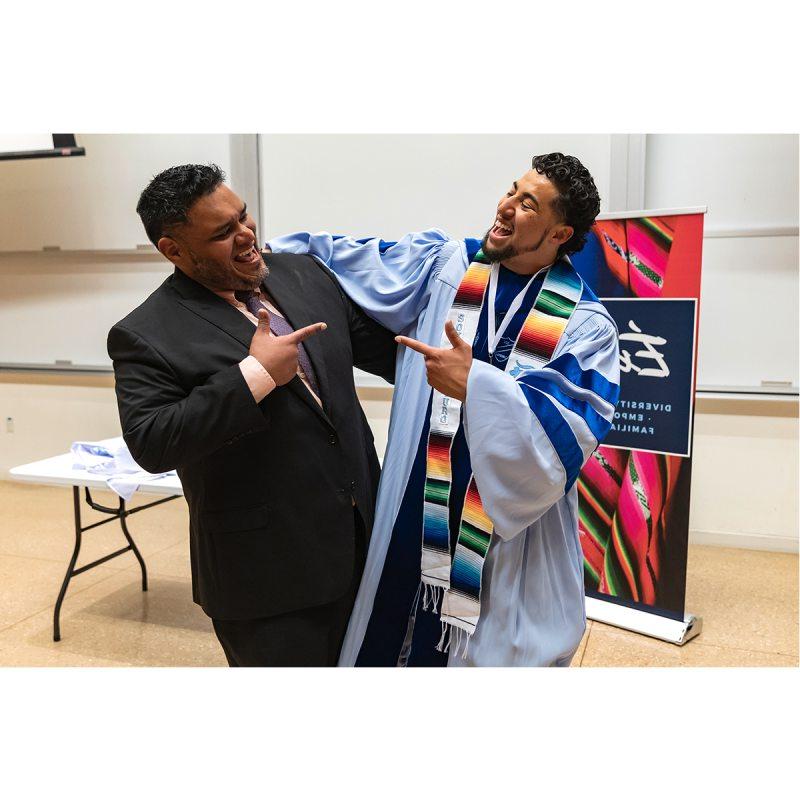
[120,564,189,581]
[579,645,799,666]
[679,642,799,662]
[667,636,798,658]
[588,630,798,660]
[0,549,72,565]
[117,535,186,560]
[0,549,131,570]
[0,569,129,636]
[590,623,796,649]
[106,527,188,561]
[686,589,800,604]
[146,539,188,557]
[0,538,188,569]
[590,619,795,641]
[698,642,800,659]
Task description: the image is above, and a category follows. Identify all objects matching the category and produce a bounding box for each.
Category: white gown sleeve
[267,229,453,334]
[462,312,620,540]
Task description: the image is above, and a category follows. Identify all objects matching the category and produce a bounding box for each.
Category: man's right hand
[249,309,327,386]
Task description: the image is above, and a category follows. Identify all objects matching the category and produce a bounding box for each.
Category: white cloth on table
[70,437,175,501]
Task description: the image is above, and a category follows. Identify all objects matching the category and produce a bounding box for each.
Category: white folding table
[9,447,183,641]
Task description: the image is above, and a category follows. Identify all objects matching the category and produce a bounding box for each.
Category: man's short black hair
[136,163,226,246]
[531,153,601,259]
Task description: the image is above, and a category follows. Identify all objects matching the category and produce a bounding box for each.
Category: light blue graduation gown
[268,230,620,666]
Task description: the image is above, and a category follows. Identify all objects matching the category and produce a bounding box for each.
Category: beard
[187,249,269,291]
[480,226,550,264]
[480,228,516,263]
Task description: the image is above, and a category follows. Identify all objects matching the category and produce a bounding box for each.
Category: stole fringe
[434,620,472,660]
[436,620,451,653]
[460,630,471,660]
[421,582,443,614]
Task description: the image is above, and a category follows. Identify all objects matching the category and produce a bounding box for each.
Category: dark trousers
[211,509,367,667]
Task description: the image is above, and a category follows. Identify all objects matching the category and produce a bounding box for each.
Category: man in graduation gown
[268,152,621,667]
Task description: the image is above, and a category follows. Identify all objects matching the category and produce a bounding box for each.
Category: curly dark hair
[531,152,601,259]
[136,163,226,246]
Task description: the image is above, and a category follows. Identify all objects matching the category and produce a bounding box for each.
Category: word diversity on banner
[571,212,704,622]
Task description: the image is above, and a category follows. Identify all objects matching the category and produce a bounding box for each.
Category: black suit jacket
[107,252,396,620]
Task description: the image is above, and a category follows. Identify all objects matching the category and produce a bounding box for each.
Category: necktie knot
[234,290,265,319]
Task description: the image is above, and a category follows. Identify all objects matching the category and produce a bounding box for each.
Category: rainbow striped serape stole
[421,254,492,593]
[421,255,583,651]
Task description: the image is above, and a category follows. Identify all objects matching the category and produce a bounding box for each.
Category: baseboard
[690,528,798,553]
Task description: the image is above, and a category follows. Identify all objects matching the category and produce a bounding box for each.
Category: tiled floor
[0,481,796,667]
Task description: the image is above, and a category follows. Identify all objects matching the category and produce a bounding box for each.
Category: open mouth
[233,246,260,266]
[490,221,513,240]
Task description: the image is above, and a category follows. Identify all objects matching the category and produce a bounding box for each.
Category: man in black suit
[108,163,396,666]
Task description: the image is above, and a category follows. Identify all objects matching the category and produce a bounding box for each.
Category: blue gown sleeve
[267,229,453,334]
[462,312,620,540]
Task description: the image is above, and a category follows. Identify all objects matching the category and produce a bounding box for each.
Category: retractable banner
[570,210,705,632]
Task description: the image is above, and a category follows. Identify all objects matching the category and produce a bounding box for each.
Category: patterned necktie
[235,290,321,397]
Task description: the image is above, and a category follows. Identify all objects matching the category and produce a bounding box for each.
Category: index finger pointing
[395,335,436,357]
[287,322,328,343]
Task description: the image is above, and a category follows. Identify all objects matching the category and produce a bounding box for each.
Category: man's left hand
[396,321,472,402]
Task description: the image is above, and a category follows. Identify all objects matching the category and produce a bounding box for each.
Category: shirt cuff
[239,355,276,403]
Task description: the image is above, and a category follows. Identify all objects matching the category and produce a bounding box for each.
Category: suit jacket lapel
[262,257,333,424]
[171,268,255,350]
[169,264,334,430]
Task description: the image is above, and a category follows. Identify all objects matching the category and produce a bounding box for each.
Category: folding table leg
[120,510,148,592]
[53,487,84,642]
[52,487,176,642]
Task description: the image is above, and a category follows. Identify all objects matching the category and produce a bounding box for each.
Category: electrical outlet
[5,417,14,434]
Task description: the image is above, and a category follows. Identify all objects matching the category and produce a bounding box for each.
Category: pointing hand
[250,308,327,386]
[396,320,472,401]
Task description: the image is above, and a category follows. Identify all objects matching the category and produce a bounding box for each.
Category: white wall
[0,375,123,471]
[259,134,617,241]
[689,402,798,552]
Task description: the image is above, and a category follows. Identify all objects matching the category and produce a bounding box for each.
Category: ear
[157,236,182,263]
[552,224,574,247]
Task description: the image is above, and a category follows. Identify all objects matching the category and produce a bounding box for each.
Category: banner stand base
[585,596,702,646]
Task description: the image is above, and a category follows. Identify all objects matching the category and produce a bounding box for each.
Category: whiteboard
[696,234,798,388]
[260,134,799,391]
[0,134,235,251]
[0,252,174,368]
[645,134,798,390]
[0,134,239,369]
